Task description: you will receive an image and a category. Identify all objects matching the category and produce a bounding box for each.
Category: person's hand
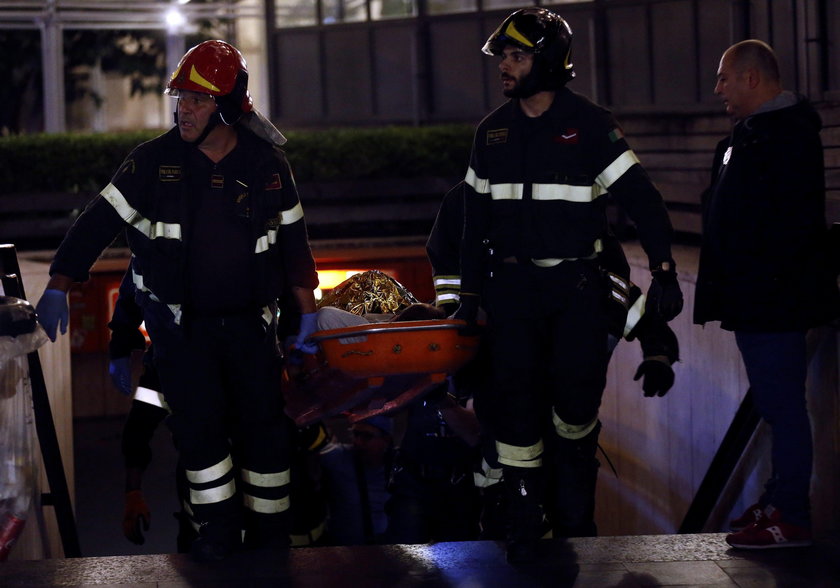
[109,357,132,396]
[35,289,69,342]
[450,296,479,324]
[647,266,683,322]
[633,358,674,397]
[122,490,151,545]
[294,312,319,354]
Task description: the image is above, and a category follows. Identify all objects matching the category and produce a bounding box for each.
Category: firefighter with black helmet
[35,40,320,561]
[453,8,683,563]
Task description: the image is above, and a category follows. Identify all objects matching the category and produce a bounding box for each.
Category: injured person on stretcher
[281,270,482,428]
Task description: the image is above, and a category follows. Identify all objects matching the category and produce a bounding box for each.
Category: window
[275,0,318,27]
[322,0,368,23]
[426,0,476,16]
[371,0,416,20]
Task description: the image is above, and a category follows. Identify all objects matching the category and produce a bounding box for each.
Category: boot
[502,466,549,565]
[190,520,242,562]
[550,422,601,538]
[244,510,292,551]
[188,501,243,562]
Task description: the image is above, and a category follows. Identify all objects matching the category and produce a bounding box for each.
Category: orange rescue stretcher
[282,319,480,427]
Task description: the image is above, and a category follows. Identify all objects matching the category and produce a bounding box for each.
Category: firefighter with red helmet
[453,9,683,563]
[35,40,319,561]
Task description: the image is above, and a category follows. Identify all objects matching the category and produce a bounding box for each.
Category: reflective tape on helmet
[186,455,233,485]
[503,21,535,48]
[496,439,543,468]
[552,413,599,440]
[241,467,291,489]
[243,493,290,514]
[188,64,222,93]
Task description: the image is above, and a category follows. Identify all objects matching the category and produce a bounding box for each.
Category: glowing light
[165,8,186,30]
[317,269,367,290]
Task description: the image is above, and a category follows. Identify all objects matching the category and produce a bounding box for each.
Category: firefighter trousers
[147,311,291,547]
[482,258,611,462]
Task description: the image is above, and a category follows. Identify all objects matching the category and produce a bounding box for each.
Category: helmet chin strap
[173,109,224,146]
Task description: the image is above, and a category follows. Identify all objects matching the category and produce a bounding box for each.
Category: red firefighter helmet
[165,40,253,125]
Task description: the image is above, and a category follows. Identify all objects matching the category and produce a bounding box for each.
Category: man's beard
[503,70,542,99]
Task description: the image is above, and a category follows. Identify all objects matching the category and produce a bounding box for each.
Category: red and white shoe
[725,506,812,550]
[729,502,764,532]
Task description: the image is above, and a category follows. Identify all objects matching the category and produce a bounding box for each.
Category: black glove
[647,265,683,322]
[633,358,674,397]
[451,296,482,336]
[451,295,480,322]
[451,295,480,324]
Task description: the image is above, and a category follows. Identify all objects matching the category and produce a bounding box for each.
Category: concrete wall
[596,242,839,536]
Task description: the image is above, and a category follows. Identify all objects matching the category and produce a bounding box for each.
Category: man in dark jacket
[695,39,840,550]
[35,41,320,561]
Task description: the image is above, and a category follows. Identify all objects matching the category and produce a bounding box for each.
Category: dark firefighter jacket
[460,86,674,298]
[50,126,318,328]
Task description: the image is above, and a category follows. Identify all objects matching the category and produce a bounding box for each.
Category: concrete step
[3,532,840,587]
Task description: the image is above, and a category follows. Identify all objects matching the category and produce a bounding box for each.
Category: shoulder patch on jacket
[121,159,137,176]
[265,173,282,191]
[159,165,181,182]
[487,128,509,145]
[608,127,624,143]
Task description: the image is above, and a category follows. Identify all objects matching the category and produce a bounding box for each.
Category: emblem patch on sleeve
[487,128,509,145]
[608,127,624,143]
[159,165,181,182]
[121,159,137,176]
[265,173,282,191]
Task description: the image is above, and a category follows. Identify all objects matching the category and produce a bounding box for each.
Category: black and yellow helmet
[483,8,575,89]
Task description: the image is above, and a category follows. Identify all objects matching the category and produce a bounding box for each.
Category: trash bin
[0,296,48,561]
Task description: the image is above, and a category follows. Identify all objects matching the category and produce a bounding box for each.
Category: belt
[501,238,604,267]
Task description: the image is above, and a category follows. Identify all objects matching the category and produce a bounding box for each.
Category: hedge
[0,124,475,194]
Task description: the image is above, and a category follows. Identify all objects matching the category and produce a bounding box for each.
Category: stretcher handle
[307,319,470,343]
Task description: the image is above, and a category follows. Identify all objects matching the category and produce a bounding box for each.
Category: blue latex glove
[109,357,132,396]
[294,312,319,354]
[35,289,69,342]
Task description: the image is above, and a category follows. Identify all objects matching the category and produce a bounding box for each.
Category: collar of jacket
[508,86,585,126]
[738,93,820,133]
